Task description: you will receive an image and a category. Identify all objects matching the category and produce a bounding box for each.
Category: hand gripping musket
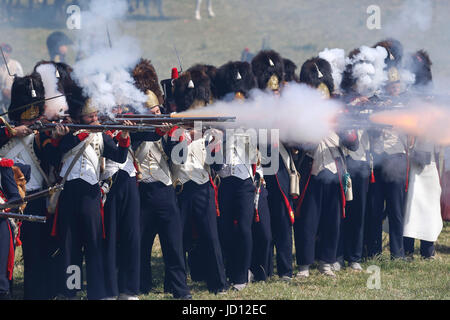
[0,211,46,223]
[0,184,64,210]
[28,120,157,133]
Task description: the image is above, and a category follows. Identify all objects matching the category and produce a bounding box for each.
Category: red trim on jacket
[209,175,220,217]
[7,221,14,281]
[275,174,295,225]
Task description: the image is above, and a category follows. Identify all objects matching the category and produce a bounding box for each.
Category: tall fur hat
[173,68,213,113]
[131,58,164,105]
[407,50,432,87]
[251,50,284,90]
[187,64,218,98]
[8,73,45,123]
[299,57,334,95]
[373,38,403,68]
[215,61,256,99]
[283,58,299,83]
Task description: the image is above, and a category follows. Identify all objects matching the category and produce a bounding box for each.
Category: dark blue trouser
[103,170,140,297]
[56,179,106,300]
[0,218,12,294]
[403,237,435,258]
[338,159,370,263]
[295,169,342,266]
[250,184,272,281]
[139,181,190,297]
[21,196,53,299]
[218,176,254,285]
[366,153,407,259]
[265,175,293,278]
[178,181,227,293]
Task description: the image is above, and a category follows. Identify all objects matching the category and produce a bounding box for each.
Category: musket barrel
[29,122,156,132]
[0,212,46,223]
[114,116,236,123]
[0,184,64,210]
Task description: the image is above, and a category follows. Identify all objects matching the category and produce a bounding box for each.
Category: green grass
[11,222,450,300]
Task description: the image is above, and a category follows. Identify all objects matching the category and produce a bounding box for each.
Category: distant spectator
[0,43,24,112]
[195,0,215,20]
[46,31,73,63]
[128,0,165,18]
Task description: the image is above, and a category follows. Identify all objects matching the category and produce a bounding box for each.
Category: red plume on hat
[171,68,179,79]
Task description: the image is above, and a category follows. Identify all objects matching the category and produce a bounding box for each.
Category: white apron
[403,145,443,242]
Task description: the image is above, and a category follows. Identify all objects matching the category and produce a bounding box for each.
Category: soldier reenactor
[251,50,295,281]
[170,66,228,294]
[50,90,131,300]
[294,57,358,278]
[131,59,191,299]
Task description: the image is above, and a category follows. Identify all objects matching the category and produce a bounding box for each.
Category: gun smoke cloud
[72,0,147,116]
[179,83,342,145]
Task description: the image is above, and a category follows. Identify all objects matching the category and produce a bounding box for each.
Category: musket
[0,94,68,118]
[336,113,393,130]
[1,46,15,77]
[113,116,236,124]
[0,212,46,223]
[0,184,64,210]
[28,120,156,132]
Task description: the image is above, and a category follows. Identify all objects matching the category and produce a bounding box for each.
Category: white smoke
[349,46,388,97]
[384,0,433,39]
[318,48,346,94]
[72,0,147,116]
[35,63,68,119]
[181,83,342,145]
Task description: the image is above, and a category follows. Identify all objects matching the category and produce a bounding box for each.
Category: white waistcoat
[60,133,104,185]
[309,132,343,176]
[372,129,407,155]
[0,134,45,191]
[136,140,172,186]
[101,151,136,180]
[171,135,211,185]
[219,132,258,180]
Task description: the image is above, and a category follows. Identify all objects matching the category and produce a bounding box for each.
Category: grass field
[11,222,450,300]
[3,0,450,300]
[1,0,450,82]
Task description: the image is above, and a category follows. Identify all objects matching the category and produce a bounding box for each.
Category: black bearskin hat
[215,61,256,99]
[46,31,73,60]
[299,57,334,94]
[251,50,284,90]
[407,50,432,87]
[173,68,213,113]
[283,58,299,83]
[131,58,164,105]
[187,64,218,98]
[373,38,403,68]
[8,73,45,123]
